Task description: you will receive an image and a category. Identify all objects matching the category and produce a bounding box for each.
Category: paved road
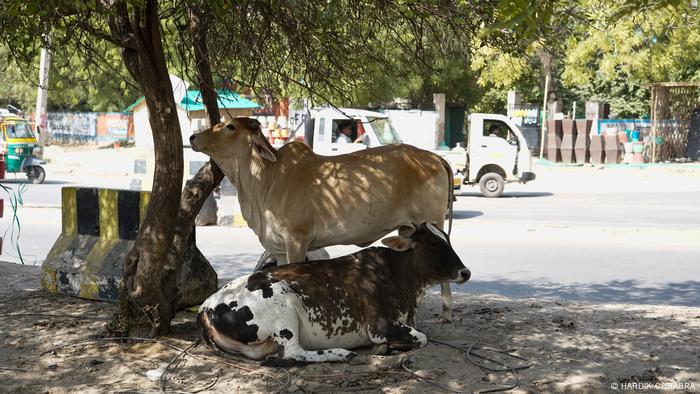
[2,162,699,306]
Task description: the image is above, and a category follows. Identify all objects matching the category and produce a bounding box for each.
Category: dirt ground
[1,262,698,394]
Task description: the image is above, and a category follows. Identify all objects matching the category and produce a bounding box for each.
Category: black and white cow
[197,222,470,363]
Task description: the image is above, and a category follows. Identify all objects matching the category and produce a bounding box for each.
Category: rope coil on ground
[398,338,533,393]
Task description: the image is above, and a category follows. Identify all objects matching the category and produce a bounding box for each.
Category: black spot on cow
[279,329,294,340]
[317,350,324,355]
[246,272,279,298]
[208,304,259,344]
[342,319,349,326]
[386,323,414,342]
[228,300,238,308]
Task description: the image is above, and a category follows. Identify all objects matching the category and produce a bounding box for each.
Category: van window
[483,120,511,139]
[332,119,357,143]
[318,118,325,140]
[367,117,401,144]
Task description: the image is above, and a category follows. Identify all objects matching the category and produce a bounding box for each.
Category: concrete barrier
[41,187,217,306]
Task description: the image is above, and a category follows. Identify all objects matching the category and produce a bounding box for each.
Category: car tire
[27,166,46,184]
[478,172,504,198]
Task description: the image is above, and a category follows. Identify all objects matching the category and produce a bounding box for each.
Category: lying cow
[198,223,470,362]
[190,117,458,322]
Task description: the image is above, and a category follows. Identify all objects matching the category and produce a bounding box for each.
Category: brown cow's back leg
[434,219,453,323]
[437,283,453,323]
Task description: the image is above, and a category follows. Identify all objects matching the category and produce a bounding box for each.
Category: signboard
[509,106,540,127]
[46,112,97,143]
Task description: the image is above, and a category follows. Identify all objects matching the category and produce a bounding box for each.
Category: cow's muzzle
[189,134,200,151]
[455,268,471,284]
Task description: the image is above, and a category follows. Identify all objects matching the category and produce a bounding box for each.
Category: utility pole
[539,75,550,159]
[35,47,50,146]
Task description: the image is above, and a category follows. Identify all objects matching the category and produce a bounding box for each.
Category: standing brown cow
[190,117,457,321]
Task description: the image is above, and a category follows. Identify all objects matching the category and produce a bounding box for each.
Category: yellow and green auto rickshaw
[0,113,46,184]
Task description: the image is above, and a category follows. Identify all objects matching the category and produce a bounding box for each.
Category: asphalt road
[2,162,699,306]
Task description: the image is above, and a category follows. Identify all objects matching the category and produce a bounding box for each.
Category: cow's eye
[226,123,236,130]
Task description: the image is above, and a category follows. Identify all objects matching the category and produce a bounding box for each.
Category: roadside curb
[41,187,217,306]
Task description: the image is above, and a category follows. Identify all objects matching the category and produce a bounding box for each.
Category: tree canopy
[2,1,698,117]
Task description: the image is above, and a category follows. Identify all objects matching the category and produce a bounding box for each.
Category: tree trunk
[160,2,225,331]
[105,0,227,336]
[538,49,562,115]
[107,0,184,336]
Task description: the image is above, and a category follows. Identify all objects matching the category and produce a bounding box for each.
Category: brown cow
[190,117,457,321]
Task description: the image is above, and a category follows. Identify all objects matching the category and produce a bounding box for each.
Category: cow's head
[382,222,470,285]
[190,117,278,167]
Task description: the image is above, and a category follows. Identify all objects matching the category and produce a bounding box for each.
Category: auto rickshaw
[0,113,46,184]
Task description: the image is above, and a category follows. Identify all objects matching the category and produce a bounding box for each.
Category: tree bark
[538,48,562,115]
[105,0,226,336]
[107,0,184,336]
[160,2,225,328]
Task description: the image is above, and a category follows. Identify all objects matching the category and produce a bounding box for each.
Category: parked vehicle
[448,113,536,197]
[0,111,46,184]
[299,108,400,153]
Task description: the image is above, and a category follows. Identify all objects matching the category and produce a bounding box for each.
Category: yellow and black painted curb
[41,187,217,305]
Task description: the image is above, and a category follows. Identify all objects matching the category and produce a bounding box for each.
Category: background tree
[562,0,700,117]
[0,42,139,112]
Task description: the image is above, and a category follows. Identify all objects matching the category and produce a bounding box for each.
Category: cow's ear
[381,236,414,252]
[250,132,278,162]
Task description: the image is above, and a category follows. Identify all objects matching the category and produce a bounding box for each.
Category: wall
[95,113,133,142]
[45,112,133,145]
[133,103,191,149]
[46,112,97,144]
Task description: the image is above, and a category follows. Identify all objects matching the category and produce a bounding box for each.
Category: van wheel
[479,172,504,198]
[27,166,46,184]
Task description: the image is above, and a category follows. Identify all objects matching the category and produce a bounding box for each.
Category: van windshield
[367,117,401,144]
[6,122,35,139]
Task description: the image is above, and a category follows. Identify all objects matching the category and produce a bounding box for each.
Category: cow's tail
[439,157,454,236]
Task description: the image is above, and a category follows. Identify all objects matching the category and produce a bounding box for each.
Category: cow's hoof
[345,352,364,365]
[435,315,451,324]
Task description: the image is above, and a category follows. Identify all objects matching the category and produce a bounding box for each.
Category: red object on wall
[0,159,5,179]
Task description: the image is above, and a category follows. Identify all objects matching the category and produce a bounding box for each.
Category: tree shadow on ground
[452,279,700,306]
[451,210,483,220]
[1,287,698,393]
[416,294,700,393]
